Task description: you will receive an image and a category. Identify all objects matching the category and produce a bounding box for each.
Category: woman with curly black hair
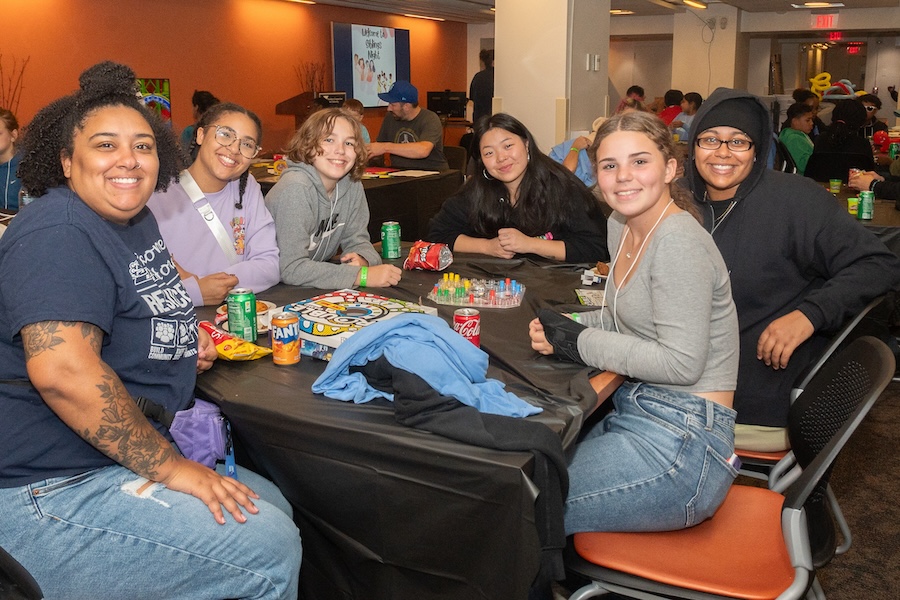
[0,62,301,599]
[427,113,609,263]
[147,102,280,306]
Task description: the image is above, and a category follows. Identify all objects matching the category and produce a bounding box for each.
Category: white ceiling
[307,1,900,24]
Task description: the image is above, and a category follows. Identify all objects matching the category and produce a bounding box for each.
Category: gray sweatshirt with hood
[265,161,381,289]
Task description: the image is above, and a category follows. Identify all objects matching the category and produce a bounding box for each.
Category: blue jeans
[0,464,301,599]
[565,381,738,535]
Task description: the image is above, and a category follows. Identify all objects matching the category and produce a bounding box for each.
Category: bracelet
[569,146,580,154]
[359,266,368,287]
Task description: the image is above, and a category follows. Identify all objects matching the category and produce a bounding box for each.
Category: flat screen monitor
[427,90,468,118]
[332,23,411,108]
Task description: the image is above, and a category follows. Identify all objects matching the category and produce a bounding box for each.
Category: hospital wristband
[359,266,368,287]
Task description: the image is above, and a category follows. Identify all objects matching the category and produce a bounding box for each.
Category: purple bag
[168,398,227,469]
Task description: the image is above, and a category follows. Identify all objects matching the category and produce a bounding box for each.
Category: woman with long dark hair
[427,113,609,262]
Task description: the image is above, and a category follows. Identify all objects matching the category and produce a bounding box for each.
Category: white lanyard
[180,170,240,266]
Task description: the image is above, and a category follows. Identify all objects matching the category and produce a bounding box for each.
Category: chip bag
[403,240,453,271]
[199,320,272,361]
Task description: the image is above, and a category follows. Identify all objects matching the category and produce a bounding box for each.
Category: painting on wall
[137,78,172,124]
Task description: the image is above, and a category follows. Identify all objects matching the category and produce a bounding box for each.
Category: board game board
[426,272,525,308]
[279,289,437,360]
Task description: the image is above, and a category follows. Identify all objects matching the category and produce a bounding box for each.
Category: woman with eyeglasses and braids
[147,102,280,306]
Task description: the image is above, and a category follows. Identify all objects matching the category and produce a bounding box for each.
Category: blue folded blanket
[312,313,541,417]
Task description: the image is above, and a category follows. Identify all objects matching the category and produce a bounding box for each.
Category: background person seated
[367,80,449,171]
[548,116,606,187]
[806,98,876,181]
[670,92,703,141]
[778,102,816,175]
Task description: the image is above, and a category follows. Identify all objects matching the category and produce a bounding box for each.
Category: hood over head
[686,87,772,204]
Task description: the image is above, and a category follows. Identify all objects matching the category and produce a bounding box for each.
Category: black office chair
[737,295,887,556]
[443,145,468,183]
[564,336,895,600]
[804,152,874,183]
[0,545,43,600]
[773,136,798,174]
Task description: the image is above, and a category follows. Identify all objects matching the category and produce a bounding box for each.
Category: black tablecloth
[195,254,605,600]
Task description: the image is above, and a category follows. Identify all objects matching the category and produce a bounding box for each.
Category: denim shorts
[564,380,738,535]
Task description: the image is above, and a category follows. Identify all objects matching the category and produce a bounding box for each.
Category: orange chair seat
[573,485,798,600]
[736,448,790,463]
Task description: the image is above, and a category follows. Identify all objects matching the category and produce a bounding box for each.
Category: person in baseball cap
[368,81,449,170]
[377,80,419,104]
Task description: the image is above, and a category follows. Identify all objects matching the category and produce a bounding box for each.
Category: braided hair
[187,102,262,209]
[18,61,181,198]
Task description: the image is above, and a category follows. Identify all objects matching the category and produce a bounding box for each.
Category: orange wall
[3,0,467,153]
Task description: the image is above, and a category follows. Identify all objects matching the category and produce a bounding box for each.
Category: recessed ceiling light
[403,13,445,21]
[683,0,708,9]
[791,2,845,8]
[610,9,635,15]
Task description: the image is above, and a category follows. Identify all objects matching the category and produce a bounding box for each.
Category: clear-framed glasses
[695,136,754,152]
[208,125,261,159]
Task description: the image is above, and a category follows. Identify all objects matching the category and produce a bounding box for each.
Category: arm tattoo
[22,321,103,359]
[81,362,176,480]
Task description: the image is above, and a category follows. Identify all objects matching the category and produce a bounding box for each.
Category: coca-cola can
[453,308,481,347]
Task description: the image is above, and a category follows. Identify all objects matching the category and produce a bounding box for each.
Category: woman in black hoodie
[684,87,900,452]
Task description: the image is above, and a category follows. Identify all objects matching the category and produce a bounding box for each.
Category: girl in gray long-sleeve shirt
[530,112,739,535]
[265,109,402,289]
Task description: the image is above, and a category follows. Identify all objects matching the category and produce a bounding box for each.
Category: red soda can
[453,308,481,347]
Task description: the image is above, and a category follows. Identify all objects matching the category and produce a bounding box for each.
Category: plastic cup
[829,179,842,194]
[847,197,859,216]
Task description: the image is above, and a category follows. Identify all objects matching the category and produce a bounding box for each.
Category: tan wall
[3,0,467,153]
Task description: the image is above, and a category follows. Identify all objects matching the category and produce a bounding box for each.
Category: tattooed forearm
[80,363,176,480]
[22,321,103,360]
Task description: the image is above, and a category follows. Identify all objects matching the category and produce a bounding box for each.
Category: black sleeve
[555,184,609,263]
[873,179,900,201]
[426,193,476,249]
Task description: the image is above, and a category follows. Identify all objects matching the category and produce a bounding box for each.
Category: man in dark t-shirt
[469,49,494,125]
[369,81,449,171]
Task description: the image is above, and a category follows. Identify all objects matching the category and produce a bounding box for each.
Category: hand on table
[361,264,402,287]
[848,170,883,192]
[160,456,260,525]
[756,310,815,370]
[197,327,217,374]
[497,228,534,256]
[529,317,554,355]
[340,252,369,267]
[198,273,240,306]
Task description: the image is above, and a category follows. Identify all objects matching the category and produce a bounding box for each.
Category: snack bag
[403,240,453,271]
[199,320,272,361]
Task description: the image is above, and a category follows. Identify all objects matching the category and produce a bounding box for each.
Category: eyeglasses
[864,105,878,112]
[695,136,754,152]
[207,125,261,159]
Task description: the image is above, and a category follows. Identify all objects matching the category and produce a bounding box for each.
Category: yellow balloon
[809,72,832,98]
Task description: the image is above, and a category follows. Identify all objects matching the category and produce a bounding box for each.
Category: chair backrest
[803,152,873,183]
[791,295,886,402]
[783,336,895,566]
[773,136,798,174]
[0,545,43,600]
[443,145,468,174]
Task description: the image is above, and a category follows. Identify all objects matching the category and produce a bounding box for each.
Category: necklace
[707,192,738,234]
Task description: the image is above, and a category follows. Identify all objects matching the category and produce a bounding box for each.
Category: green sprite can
[891,143,900,160]
[381,221,401,260]
[858,190,875,220]
[227,287,257,342]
